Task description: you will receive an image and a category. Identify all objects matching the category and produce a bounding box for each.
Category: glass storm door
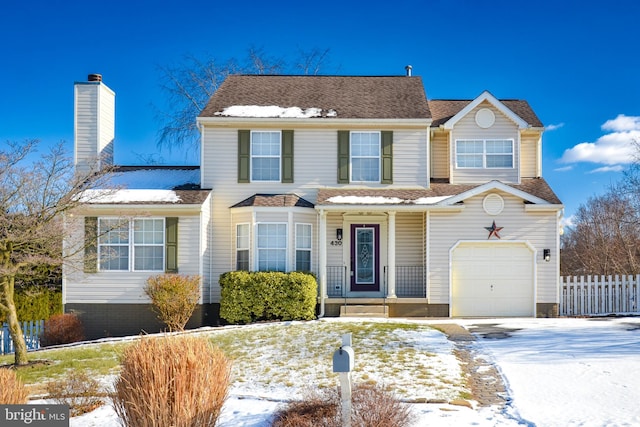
[350,224,380,292]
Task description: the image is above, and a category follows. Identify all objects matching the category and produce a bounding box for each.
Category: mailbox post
[333,333,354,427]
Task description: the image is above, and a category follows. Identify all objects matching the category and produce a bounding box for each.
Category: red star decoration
[485,221,503,239]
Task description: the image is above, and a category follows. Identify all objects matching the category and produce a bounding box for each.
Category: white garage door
[451,243,534,317]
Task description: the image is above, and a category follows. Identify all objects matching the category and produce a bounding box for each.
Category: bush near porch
[220,271,317,324]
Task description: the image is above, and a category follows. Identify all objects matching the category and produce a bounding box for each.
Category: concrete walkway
[434,324,509,408]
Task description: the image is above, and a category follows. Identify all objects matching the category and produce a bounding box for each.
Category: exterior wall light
[543,249,551,262]
[336,228,343,241]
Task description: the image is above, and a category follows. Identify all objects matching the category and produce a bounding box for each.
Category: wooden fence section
[560,275,640,316]
[1,320,44,355]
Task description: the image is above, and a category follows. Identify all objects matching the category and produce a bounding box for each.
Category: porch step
[340,305,389,318]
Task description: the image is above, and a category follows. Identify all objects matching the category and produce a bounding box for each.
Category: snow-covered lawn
[66,317,640,426]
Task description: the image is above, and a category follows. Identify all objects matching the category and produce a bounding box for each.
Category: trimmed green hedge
[219,271,317,324]
[0,286,62,323]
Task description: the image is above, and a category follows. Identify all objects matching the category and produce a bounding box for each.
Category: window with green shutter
[86,217,177,273]
[239,129,294,183]
[338,131,393,184]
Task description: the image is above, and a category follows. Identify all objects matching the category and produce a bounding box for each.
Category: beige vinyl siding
[393,131,428,186]
[327,213,344,268]
[201,128,428,191]
[65,215,201,304]
[396,212,424,266]
[201,126,429,302]
[520,133,539,178]
[430,132,449,179]
[428,191,558,305]
[451,102,520,184]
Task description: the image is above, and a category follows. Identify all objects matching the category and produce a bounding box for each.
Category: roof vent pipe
[405,65,412,77]
[87,73,102,82]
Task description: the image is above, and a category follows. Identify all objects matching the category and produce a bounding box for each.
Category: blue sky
[1,0,639,221]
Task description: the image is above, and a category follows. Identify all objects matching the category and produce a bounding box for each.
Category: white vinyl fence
[560,275,640,316]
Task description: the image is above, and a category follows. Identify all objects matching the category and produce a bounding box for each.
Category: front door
[350,224,380,292]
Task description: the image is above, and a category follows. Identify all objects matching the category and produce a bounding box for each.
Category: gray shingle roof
[199,75,431,120]
[429,99,543,127]
[230,193,314,209]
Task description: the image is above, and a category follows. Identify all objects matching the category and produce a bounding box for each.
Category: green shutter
[281,130,294,183]
[238,130,250,183]
[84,217,97,273]
[337,131,350,183]
[381,131,393,184]
[165,217,178,273]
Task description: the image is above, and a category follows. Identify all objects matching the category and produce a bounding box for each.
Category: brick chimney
[74,74,115,173]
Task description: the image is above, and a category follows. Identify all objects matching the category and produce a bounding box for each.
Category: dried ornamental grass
[112,335,231,427]
[273,383,414,427]
[0,368,29,404]
[46,371,104,416]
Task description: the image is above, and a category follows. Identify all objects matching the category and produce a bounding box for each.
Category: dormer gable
[442,91,530,130]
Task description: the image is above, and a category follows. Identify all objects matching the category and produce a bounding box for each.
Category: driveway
[456,317,640,427]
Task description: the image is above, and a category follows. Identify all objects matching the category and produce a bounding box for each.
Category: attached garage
[451,242,535,317]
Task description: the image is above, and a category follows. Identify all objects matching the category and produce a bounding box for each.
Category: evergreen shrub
[220,271,317,324]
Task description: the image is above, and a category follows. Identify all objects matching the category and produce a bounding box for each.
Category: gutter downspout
[318,209,327,317]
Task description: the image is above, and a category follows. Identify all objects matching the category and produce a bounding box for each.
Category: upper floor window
[238,130,293,184]
[351,131,381,182]
[257,223,287,272]
[455,139,514,169]
[251,131,281,181]
[98,218,165,271]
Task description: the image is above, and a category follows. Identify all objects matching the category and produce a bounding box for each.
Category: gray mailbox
[333,345,354,372]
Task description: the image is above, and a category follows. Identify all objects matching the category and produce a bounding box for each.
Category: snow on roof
[326,195,452,205]
[327,196,403,204]
[214,105,335,118]
[81,189,180,204]
[413,195,452,204]
[106,168,200,190]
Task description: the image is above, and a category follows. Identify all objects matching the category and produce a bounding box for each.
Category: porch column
[387,211,397,298]
[319,210,328,300]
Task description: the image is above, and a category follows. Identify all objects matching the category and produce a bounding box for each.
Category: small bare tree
[561,190,640,276]
[0,140,108,365]
[155,46,334,153]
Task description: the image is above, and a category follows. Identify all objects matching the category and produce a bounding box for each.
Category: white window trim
[350,130,381,183]
[255,222,288,272]
[250,130,282,182]
[97,217,165,272]
[455,139,515,169]
[295,223,313,271]
[236,223,250,270]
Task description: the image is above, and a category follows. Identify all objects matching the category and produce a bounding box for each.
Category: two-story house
[64,72,563,339]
